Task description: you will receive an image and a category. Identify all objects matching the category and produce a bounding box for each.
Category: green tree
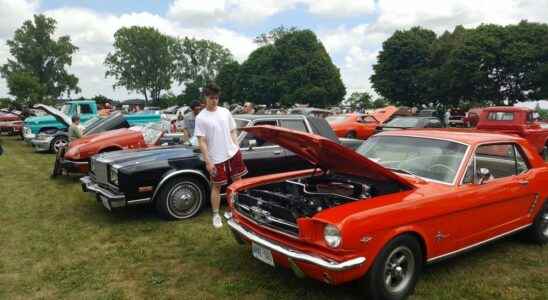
[254,26,298,45]
[215,61,241,104]
[240,29,345,107]
[0,14,79,105]
[178,81,202,106]
[173,37,235,89]
[105,26,176,105]
[371,27,437,107]
[346,92,373,110]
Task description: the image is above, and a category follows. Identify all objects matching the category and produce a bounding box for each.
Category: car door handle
[273,150,282,155]
[518,180,529,186]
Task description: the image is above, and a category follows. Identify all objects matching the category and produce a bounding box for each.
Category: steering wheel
[430,163,456,174]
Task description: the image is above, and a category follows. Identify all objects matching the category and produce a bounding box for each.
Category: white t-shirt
[194,106,239,164]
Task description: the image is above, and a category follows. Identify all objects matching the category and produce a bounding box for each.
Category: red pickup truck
[476,106,548,159]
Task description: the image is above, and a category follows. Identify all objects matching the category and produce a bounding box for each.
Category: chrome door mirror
[477,167,492,184]
[248,139,257,150]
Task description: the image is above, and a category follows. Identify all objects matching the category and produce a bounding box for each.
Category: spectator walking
[195,83,247,228]
[182,100,203,139]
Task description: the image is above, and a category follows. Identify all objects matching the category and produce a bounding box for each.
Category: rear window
[488,112,514,121]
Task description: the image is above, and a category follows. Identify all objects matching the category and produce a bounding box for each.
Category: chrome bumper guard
[80,176,126,209]
[226,217,366,272]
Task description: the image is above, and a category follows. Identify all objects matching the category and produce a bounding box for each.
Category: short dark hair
[203,82,221,97]
[71,115,80,122]
[190,100,201,109]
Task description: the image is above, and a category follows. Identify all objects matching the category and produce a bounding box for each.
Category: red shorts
[211,150,247,185]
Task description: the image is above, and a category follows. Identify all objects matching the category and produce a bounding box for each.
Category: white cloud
[306,0,375,18]
[0,0,38,37]
[167,0,377,26]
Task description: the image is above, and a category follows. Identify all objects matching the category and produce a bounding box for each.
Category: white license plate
[100,195,112,211]
[252,242,274,267]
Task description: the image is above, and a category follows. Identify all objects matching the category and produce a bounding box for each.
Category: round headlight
[324,224,342,248]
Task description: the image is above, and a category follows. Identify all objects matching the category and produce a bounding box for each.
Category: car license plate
[100,195,112,211]
[252,242,274,267]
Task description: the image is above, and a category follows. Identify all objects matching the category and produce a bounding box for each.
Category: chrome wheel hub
[541,209,548,237]
[54,139,67,152]
[168,182,201,218]
[383,246,415,294]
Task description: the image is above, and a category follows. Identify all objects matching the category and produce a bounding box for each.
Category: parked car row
[4,102,548,300]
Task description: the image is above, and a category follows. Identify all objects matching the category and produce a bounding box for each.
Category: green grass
[0,136,547,299]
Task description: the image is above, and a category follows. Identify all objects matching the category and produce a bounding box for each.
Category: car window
[279,119,307,132]
[240,120,277,148]
[487,112,514,121]
[474,143,528,180]
[78,104,93,114]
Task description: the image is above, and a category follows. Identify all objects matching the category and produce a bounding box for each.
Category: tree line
[1,14,547,111]
[370,21,548,109]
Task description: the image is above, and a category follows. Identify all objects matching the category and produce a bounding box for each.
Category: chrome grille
[91,158,109,185]
[234,194,299,237]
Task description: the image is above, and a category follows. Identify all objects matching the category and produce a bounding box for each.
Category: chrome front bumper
[31,137,53,152]
[226,217,366,272]
[80,176,151,210]
[23,127,36,142]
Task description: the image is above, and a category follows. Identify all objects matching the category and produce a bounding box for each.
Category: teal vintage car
[23,101,160,142]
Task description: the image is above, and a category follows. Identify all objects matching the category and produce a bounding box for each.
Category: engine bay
[234,173,404,235]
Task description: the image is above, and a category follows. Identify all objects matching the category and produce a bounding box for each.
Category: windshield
[61,104,71,115]
[326,116,347,123]
[357,136,468,184]
[235,119,250,136]
[385,117,420,128]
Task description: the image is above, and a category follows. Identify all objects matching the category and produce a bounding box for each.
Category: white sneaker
[212,214,223,228]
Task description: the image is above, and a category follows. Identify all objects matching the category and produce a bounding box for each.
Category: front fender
[151,169,210,201]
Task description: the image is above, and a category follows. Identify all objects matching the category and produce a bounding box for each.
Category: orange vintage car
[328,106,399,139]
[56,123,173,175]
[226,126,548,300]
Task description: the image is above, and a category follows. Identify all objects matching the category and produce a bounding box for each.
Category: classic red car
[57,123,169,174]
[0,110,23,135]
[476,106,548,159]
[328,106,399,139]
[226,126,548,300]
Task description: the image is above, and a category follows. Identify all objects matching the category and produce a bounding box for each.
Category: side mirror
[248,139,257,150]
[477,167,492,184]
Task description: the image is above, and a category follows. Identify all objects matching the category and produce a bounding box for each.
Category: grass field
[0,135,547,300]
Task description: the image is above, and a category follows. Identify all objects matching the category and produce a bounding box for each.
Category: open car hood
[371,106,398,124]
[35,104,71,127]
[243,125,415,187]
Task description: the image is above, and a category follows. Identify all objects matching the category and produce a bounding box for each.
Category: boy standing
[195,83,247,228]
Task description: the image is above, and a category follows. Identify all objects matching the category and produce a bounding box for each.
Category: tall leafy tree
[0,14,80,105]
[105,26,176,104]
[173,37,235,89]
[215,61,241,104]
[371,27,437,107]
[240,29,345,107]
[346,92,373,110]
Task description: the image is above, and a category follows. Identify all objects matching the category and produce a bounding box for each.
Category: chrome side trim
[227,218,366,271]
[427,223,532,263]
[127,198,152,205]
[151,169,210,201]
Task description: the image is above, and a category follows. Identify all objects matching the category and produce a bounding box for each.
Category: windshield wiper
[387,167,416,176]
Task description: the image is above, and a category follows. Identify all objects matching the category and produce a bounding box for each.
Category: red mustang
[328,106,399,139]
[226,126,548,300]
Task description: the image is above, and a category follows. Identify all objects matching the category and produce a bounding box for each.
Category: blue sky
[1,0,547,100]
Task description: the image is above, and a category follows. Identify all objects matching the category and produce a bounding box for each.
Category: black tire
[50,136,69,153]
[155,176,207,220]
[346,131,357,139]
[360,234,423,300]
[526,200,548,245]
